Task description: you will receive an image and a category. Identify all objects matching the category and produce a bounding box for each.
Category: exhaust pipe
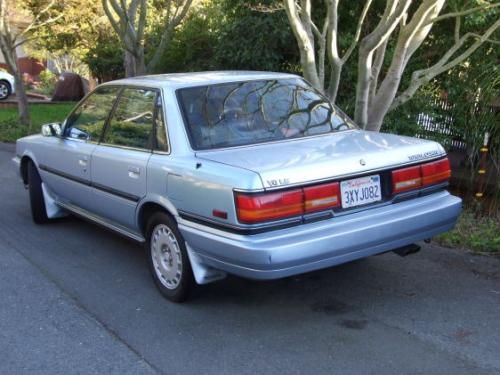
[393,243,421,257]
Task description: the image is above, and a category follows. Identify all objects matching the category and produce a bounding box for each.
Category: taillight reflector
[421,158,451,186]
[235,189,303,223]
[303,182,340,212]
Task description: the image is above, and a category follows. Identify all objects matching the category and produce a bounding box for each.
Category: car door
[38,86,120,211]
[89,87,158,229]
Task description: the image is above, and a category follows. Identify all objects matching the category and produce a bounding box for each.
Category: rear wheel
[146,212,194,302]
[0,80,11,100]
[28,161,49,224]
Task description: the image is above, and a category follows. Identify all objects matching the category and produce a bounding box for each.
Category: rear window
[177,78,356,150]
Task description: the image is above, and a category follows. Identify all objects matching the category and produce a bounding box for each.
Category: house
[0,8,45,81]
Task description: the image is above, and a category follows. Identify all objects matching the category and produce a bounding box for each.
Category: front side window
[64,86,119,142]
[177,78,356,150]
[103,88,156,149]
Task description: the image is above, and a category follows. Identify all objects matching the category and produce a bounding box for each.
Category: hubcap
[0,83,8,99]
[151,224,182,289]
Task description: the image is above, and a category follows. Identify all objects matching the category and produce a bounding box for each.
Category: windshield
[177,78,357,150]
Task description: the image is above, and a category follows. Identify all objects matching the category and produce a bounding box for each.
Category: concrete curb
[0,142,15,153]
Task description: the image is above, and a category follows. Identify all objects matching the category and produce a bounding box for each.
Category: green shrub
[37,69,57,96]
[435,209,500,255]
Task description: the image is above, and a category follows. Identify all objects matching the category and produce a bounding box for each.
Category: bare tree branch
[284,0,321,89]
[470,33,500,44]
[454,15,460,44]
[354,0,412,126]
[424,2,500,26]
[368,38,388,107]
[392,18,500,110]
[16,14,63,46]
[146,0,194,72]
[341,0,373,63]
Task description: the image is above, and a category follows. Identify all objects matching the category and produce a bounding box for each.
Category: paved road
[1,145,499,374]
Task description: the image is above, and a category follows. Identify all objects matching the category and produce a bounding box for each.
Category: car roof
[101,71,300,90]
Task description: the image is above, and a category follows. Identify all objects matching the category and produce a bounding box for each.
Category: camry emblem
[360,159,366,166]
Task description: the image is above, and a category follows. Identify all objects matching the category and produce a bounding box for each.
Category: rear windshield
[177,78,356,150]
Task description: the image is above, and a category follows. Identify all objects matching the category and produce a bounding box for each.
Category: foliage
[382,43,499,211]
[82,32,124,82]
[25,0,120,80]
[0,103,75,142]
[213,0,299,72]
[35,69,58,97]
[151,1,221,73]
[440,59,499,199]
[102,0,194,76]
[153,0,300,74]
[435,209,500,255]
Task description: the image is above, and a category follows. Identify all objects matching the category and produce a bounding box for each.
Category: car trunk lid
[195,130,445,189]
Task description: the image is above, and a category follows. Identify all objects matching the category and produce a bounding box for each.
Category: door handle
[78,156,88,167]
[128,166,140,179]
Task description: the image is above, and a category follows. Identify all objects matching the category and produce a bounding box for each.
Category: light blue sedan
[13,72,462,302]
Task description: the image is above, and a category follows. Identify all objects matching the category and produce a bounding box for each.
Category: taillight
[421,158,451,186]
[392,157,450,194]
[235,189,303,223]
[303,182,340,212]
[392,165,422,193]
[235,181,341,223]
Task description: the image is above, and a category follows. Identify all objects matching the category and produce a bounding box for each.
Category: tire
[146,212,194,302]
[0,80,11,100]
[28,161,49,224]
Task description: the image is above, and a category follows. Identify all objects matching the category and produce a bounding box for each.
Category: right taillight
[392,157,450,194]
[421,158,451,186]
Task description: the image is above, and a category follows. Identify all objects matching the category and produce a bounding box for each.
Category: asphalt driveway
[0,144,499,374]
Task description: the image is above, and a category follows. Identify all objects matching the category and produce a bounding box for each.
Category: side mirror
[41,123,62,137]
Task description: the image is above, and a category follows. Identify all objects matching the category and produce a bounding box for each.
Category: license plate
[340,175,382,208]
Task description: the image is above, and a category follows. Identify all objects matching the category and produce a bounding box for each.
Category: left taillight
[392,157,451,194]
[235,181,341,224]
[235,189,304,224]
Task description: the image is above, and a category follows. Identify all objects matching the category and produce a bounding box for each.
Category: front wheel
[28,161,49,224]
[146,212,194,302]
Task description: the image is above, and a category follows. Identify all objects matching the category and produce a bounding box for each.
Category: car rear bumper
[178,190,462,280]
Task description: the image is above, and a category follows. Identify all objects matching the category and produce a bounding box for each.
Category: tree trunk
[284,0,321,91]
[124,50,135,77]
[354,46,373,128]
[365,42,407,131]
[0,43,30,125]
[123,27,146,77]
[124,49,145,77]
[13,67,30,126]
[326,61,342,103]
[135,46,146,76]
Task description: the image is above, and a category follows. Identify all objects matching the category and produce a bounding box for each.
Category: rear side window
[177,78,356,150]
[65,86,119,142]
[154,95,168,152]
[103,88,156,149]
